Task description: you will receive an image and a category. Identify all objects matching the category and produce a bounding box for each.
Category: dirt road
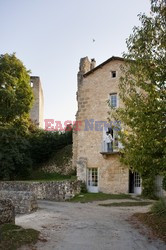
[17,200,165,250]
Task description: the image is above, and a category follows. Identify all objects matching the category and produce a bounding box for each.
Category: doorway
[87,168,98,193]
[129,171,142,195]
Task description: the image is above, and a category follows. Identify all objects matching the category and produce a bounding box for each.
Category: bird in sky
[92,39,95,42]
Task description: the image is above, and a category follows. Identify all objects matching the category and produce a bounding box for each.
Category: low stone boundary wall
[0,180,81,201]
[0,191,38,214]
[0,199,15,225]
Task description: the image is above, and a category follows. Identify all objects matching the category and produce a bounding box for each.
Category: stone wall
[0,199,15,225]
[0,191,37,214]
[0,180,81,201]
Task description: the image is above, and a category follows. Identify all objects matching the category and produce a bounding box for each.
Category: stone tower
[77,57,96,87]
[73,57,96,170]
[30,76,44,128]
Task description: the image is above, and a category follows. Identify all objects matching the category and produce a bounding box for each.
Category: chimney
[79,57,91,74]
[90,58,96,70]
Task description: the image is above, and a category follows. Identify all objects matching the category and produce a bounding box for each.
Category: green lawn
[0,224,39,250]
[69,192,135,203]
[99,201,152,207]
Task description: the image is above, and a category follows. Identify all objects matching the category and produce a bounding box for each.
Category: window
[110,93,117,108]
[102,125,120,153]
[88,168,98,187]
[111,71,116,78]
[134,172,141,187]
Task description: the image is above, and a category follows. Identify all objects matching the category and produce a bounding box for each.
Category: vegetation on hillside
[41,144,74,175]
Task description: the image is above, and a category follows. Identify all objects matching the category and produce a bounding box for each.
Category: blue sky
[0,0,150,124]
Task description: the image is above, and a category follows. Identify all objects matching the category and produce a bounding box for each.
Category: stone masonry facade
[30,76,44,128]
[73,56,129,194]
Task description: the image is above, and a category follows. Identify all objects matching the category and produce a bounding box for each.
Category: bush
[151,198,166,217]
[0,126,32,180]
[80,182,88,193]
[142,176,156,199]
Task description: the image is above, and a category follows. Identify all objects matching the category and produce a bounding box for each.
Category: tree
[0,53,33,124]
[0,53,34,180]
[113,0,166,197]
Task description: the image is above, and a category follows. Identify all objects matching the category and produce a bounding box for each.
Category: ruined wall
[30,76,44,128]
[0,180,81,201]
[73,58,129,194]
[73,57,95,170]
[0,191,37,214]
[0,199,15,225]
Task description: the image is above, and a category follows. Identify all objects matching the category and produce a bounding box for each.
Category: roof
[30,76,40,79]
[83,56,124,77]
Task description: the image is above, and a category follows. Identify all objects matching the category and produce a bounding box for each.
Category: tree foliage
[113,0,166,197]
[0,53,33,124]
[0,53,34,180]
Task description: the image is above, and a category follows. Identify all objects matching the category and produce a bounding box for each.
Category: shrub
[0,126,32,180]
[80,182,88,193]
[151,198,166,217]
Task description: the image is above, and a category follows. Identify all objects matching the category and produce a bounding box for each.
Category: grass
[133,212,166,242]
[69,192,135,203]
[0,223,40,250]
[99,201,152,207]
[151,198,166,216]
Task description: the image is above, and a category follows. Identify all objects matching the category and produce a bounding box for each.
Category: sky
[0,0,151,126]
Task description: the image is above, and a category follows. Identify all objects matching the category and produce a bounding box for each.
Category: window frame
[109,93,118,108]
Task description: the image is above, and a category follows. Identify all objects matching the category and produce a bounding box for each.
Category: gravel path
[17,200,165,250]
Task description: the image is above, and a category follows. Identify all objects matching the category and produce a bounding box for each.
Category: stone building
[30,76,44,128]
[73,56,142,194]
